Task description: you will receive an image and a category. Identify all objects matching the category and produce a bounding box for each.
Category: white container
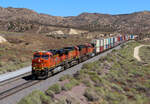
[106,38,109,45]
[115,37,118,45]
[126,35,128,40]
[96,47,100,53]
[91,39,100,47]
[91,39,100,53]
[111,37,114,43]
[104,45,106,50]
[100,39,104,47]
[95,39,100,53]
[132,35,135,39]
[96,39,100,47]
[104,38,107,46]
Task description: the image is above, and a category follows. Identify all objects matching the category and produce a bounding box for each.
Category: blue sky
[0,0,150,16]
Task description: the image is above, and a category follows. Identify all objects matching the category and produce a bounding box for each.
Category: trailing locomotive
[32,35,136,79]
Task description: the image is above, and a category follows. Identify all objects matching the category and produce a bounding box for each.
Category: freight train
[32,35,136,79]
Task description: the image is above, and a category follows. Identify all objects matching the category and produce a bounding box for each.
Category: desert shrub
[45,90,55,98]
[82,62,93,70]
[90,74,102,84]
[111,83,125,93]
[47,83,61,94]
[134,94,150,104]
[70,78,80,86]
[18,90,51,104]
[82,61,99,71]
[62,83,73,91]
[0,61,6,67]
[84,88,99,101]
[82,79,92,87]
[62,78,79,91]
[59,74,72,81]
[105,92,127,103]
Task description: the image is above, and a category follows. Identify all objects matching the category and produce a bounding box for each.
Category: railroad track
[0,72,31,86]
[0,80,41,100]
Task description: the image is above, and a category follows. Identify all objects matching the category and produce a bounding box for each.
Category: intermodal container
[104,38,107,50]
[109,38,111,48]
[107,38,109,48]
[111,37,114,47]
[96,39,100,53]
[120,36,122,42]
[126,35,128,40]
[100,39,104,52]
[106,38,109,49]
[114,37,117,46]
[117,36,120,44]
[130,35,134,39]
[122,35,125,41]
[91,39,100,53]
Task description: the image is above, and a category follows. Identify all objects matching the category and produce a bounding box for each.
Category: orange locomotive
[32,44,94,78]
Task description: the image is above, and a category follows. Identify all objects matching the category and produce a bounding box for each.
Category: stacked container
[115,36,118,46]
[109,38,111,48]
[123,35,125,41]
[111,37,114,48]
[120,35,123,43]
[96,39,100,53]
[117,36,120,44]
[130,35,134,39]
[104,38,107,50]
[112,37,115,47]
[100,39,104,52]
[91,39,100,54]
[126,35,128,40]
[106,38,109,49]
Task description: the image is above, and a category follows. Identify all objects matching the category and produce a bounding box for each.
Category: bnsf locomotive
[32,35,136,79]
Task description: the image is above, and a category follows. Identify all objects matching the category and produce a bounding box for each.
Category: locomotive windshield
[42,55,49,60]
[33,54,49,59]
[34,54,41,59]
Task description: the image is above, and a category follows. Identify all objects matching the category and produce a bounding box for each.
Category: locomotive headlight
[32,67,36,70]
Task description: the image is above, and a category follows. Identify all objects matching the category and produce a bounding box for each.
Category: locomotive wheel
[64,63,70,69]
[43,69,48,79]
[78,58,82,63]
[76,59,79,64]
[32,74,38,80]
[61,66,65,71]
[50,69,54,75]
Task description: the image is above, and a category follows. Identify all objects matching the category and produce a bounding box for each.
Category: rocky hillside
[0,6,150,34]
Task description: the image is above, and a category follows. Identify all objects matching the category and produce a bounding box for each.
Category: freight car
[32,35,136,79]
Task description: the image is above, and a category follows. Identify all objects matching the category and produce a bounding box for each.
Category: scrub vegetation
[18,41,150,104]
[139,46,150,63]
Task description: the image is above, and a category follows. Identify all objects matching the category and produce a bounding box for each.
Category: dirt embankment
[134,45,150,61]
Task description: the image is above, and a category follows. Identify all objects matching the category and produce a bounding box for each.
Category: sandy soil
[0,36,7,43]
[134,45,150,61]
[54,83,88,104]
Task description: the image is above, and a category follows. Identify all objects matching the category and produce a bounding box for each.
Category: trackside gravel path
[0,44,124,104]
[0,66,31,82]
[134,45,150,61]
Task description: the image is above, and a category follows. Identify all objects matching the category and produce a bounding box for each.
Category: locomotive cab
[32,51,52,77]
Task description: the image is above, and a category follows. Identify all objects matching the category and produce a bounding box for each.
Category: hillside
[18,42,150,104]
[0,7,150,34]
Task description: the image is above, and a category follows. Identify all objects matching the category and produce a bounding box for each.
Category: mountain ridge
[0,6,150,34]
